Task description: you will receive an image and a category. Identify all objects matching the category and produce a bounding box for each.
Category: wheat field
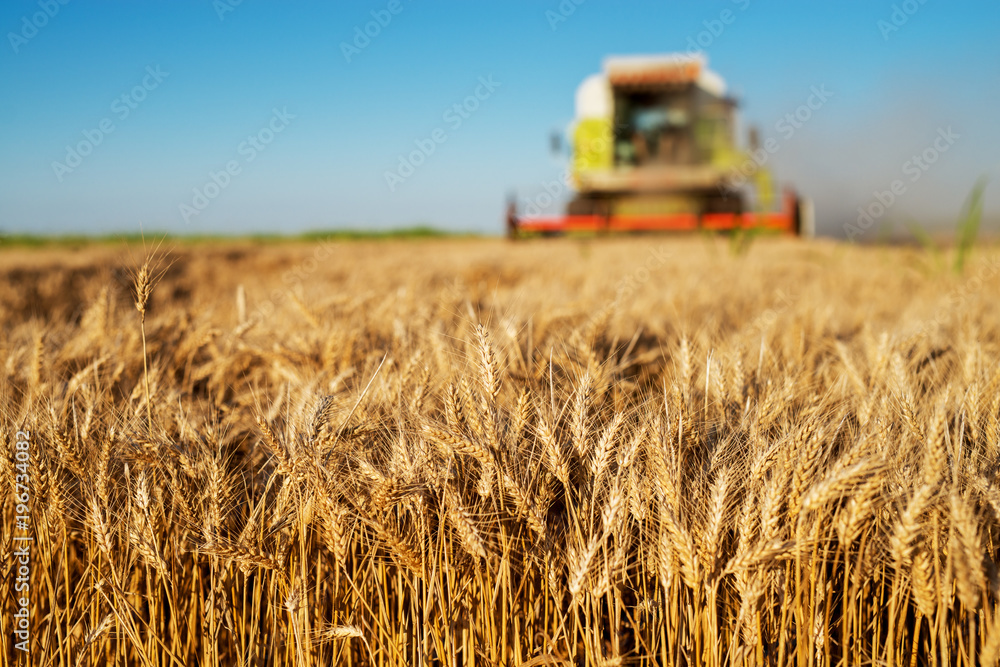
[2,236,1000,666]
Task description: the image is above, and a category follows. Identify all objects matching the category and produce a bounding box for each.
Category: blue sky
[1,0,998,237]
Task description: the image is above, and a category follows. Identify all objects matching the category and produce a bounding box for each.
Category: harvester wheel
[506,200,520,240]
[795,196,815,238]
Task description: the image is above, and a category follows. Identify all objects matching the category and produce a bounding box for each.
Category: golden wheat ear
[127,240,172,432]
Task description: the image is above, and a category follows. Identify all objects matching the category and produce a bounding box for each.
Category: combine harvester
[508,53,813,238]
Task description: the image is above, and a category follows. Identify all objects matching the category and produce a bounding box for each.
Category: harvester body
[510,54,812,237]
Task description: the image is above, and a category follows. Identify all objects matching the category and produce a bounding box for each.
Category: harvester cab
[509,53,813,238]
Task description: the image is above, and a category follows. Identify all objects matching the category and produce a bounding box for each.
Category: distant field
[0,225,459,248]
[2,236,1000,666]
